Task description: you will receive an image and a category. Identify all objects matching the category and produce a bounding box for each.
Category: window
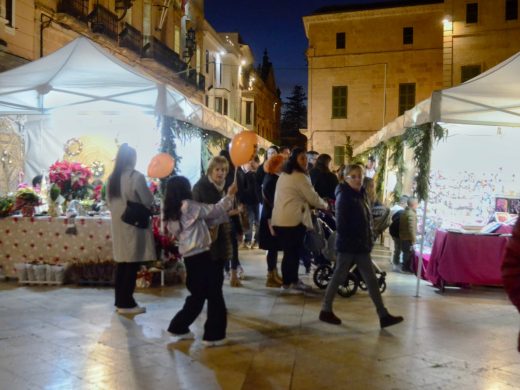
[224,99,228,116]
[215,97,223,114]
[403,27,413,44]
[0,0,13,27]
[336,32,345,49]
[466,3,478,24]
[506,0,518,20]
[332,86,348,118]
[334,146,345,166]
[460,65,482,82]
[205,50,209,74]
[246,101,253,125]
[398,83,416,115]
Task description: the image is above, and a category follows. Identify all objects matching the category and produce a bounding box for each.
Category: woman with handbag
[106,144,156,315]
[258,154,285,287]
[164,176,237,346]
[319,164,403,328]
[271,148,328,293]
[192,156,240,286]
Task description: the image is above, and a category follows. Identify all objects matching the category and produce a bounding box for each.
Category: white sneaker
[168,331,195,340]
[293,279,312,292]
[202,338,228,347]
[117,306,146,315]
[280,284,303,295]
[237,266,245,280]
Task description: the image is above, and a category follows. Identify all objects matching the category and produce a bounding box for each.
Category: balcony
[180,69,205,91]
[119,23,143,56]
[58,0,89,22]
[89,5,119,41]
[142,36,187,74]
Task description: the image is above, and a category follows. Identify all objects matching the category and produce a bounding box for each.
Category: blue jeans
[244,203,259,243]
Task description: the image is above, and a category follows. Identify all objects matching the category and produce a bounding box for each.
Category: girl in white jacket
[163,176,237,346]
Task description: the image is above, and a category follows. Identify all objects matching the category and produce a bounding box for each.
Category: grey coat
[107,169,157,262]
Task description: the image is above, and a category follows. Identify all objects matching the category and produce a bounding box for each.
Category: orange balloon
[229,131,258,167]
[147,153,175,178]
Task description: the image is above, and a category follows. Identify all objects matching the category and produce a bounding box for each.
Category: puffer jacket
[335,182,373,254]
[399,207,417,242]
[502,218,520,352]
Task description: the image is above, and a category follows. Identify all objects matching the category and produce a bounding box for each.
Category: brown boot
[230,270,242,287]
[266,271,282,288]
[273,269,283,285]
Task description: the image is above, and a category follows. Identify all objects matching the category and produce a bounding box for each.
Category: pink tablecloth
[425,229,509,287]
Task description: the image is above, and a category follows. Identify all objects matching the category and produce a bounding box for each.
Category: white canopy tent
[0,37,270,182]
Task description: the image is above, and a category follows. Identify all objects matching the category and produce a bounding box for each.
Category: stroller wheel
[378,277,387,293]
[358,280,367,291]
[313,264,333,289]
[338,272,358,298]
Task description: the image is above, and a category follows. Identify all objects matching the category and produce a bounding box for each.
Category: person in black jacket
[256,145,279,197]
[319,164,403,328]
[258,154,285,287]
[309,154,339,201]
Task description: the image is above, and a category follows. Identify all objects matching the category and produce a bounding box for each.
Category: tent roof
[0,37,161,114]
[0,37,271,147]
[429,51,520,127]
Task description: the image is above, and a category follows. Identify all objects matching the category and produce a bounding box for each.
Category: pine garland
[403,123,447,202]
[373,142,387,201]
[388,136,405,202]
[345,136,353,164]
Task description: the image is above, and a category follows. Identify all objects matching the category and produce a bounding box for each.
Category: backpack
[389,210,404,238]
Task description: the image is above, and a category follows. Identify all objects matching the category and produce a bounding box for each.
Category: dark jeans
[299,246,312,271]
[225,218,241,272]
[266,249,278,271]
[168,251,227,341]
[392,236,402,265]
[274,224,306,285]
[401,240,414,271]
[114,262,140,309]
[244,203,259,243]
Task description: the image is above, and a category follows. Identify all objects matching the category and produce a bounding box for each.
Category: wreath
[64,138,83,157]
[90,161,105,178]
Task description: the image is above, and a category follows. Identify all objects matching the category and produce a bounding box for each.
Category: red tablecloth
[425,229,510,287]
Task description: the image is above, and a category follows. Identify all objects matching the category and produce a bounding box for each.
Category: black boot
[380,313,404,328]
[319,310,342,325]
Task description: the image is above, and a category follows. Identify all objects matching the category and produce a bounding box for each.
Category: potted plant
[14,188,40,217]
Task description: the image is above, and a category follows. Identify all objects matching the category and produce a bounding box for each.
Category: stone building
[303,0,520,164]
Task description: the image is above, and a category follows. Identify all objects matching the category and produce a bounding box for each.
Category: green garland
[403,123,447,202]
[387,136,405,202]
[373,142,387,201]
[345,136,353,164]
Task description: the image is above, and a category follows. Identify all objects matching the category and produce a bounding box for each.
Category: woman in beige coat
[107,144,156,315]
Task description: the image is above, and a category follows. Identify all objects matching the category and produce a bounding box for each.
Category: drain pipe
[40,13,52,58]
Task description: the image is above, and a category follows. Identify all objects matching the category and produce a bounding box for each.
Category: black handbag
[121,200,152,229]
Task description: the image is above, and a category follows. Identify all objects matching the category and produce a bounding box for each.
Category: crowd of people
[106,143,413,347]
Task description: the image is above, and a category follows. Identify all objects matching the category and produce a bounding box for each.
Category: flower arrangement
[14,187,40,217]
[0,195,14,218]
[49,160,93,199]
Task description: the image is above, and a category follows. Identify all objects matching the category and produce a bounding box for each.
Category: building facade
[303,0,520,164]
[0,0,280,142]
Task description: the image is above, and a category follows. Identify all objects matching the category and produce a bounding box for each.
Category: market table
[0,216,113,278]
[424,229,510,289]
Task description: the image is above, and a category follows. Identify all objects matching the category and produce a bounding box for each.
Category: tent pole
[414,121,434,298]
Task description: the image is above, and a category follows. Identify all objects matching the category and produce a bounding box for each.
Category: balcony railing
[89,5,119,41]
[119,22,143,56]
[58,0,89,22]
[180,68,205,91]
[142,36,187,74]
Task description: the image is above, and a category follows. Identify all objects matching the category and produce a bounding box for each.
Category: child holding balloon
[163,176,238,346]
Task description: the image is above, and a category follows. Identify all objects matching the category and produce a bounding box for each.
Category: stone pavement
[0,245,519,389]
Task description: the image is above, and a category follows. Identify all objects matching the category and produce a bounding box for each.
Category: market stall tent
[0,37,270,184]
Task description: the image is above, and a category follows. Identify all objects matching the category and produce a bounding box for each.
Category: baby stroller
[310,210,387,298]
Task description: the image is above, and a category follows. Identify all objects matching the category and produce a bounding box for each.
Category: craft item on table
[90,160,105,178]
[0,195,14,218]
[65,200,80,235]
[14,187,40,217]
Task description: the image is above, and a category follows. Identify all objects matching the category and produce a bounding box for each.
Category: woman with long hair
[163,176,237,346]
[271,148,328,292]
[258,154,285,287]
[106,143,156,315]
[319,164,403,328]
[309,153,339,201]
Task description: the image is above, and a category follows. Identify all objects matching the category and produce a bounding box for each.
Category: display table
[0,216,113,278]
[424,229,510,289]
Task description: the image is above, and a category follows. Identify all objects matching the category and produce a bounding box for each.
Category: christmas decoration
[64,138,83,157]
[49,160,93,199]
[90,161,105,178]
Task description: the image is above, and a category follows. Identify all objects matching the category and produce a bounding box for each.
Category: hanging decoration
[345,136,354,164]
[388,136,405,202]
[64,138,83,157]
[90,161,105,178]
[373,142,387,201]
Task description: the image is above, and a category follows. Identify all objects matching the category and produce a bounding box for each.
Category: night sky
[205,0,398,102]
